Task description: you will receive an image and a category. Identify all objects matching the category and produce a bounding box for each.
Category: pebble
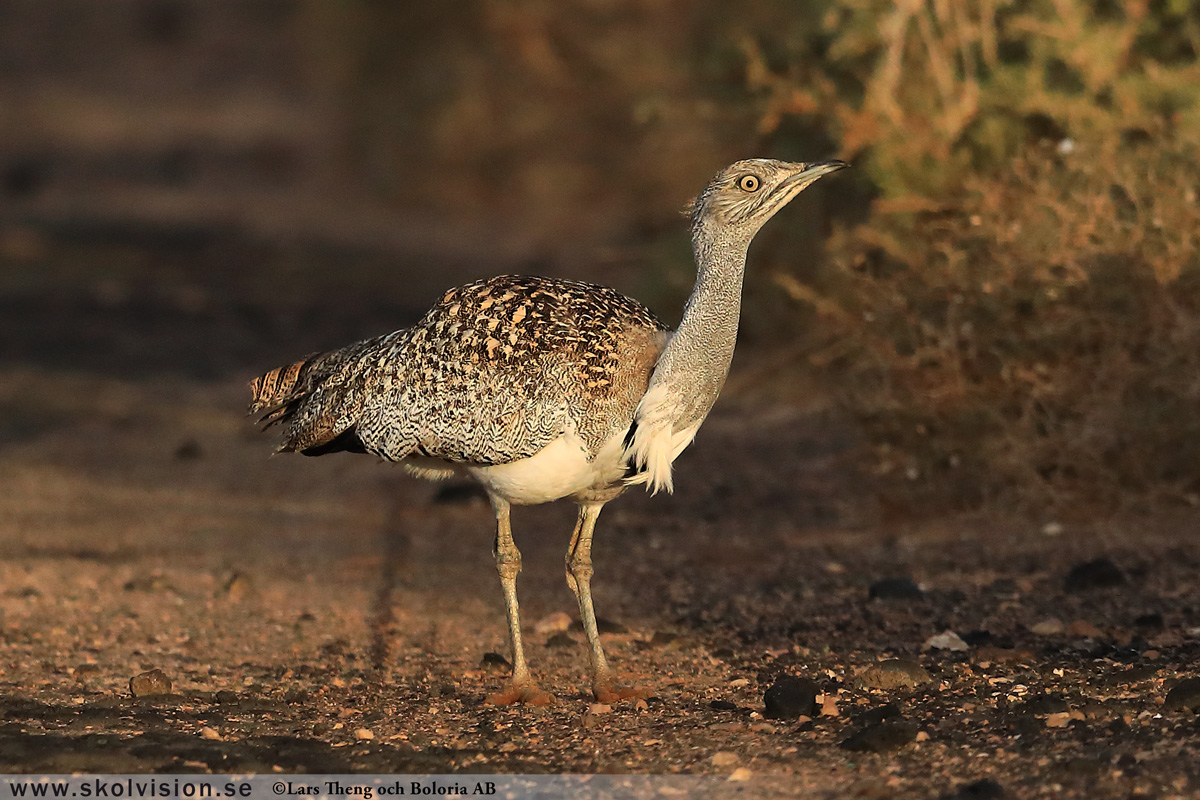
[710,700,738,711]
[1064,557,1126,592]
[727,768,752,782]
[199,726,221,741]
[129,669,172,698]
[869,577,924,601]
[588,703,612,715]
[480,652,510,670]
[534,612,572,634]
[544,632,575,649]
[1019,694,1069,715]
[1164,676,1200,711]
[763,675,818,720]
[857,659,931,690]
[1067,620,1103,639]
[1031,618,1065,635]
[925,631,969,651]
[820,695,839,717]
[946,778,1004,799]
[711,751,739,767]
[216,690,240,704]
[839,720,918,752]
[354,728,374,740]
[853,703,901,727]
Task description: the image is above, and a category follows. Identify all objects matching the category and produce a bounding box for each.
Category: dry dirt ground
[1,233,1199,799]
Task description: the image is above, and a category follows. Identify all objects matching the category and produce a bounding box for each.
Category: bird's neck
[650,222,750,430]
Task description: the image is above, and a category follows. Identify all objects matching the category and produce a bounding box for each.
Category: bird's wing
[348,275,666,466]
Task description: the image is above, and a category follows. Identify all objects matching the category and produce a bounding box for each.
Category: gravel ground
[1,235,1199,798]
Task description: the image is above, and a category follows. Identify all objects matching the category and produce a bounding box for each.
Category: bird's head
[689,158,848,237]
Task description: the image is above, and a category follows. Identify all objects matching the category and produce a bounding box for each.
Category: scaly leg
[485,496,553,705]
[566,502,644,702]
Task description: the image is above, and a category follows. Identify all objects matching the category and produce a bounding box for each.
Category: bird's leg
[485,497,553,706]
[566,502,644,703]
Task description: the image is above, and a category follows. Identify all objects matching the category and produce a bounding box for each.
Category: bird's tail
[248,353,322,430]
[248,341,376,456]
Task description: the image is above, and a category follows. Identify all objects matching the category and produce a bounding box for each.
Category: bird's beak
[789,159,850,185]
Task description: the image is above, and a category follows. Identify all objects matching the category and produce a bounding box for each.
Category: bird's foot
[486,680,555,706]
[593,677,647,704]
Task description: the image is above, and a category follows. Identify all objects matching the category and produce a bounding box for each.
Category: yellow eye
[738,174,761,192]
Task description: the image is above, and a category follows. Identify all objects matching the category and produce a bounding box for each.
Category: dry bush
[744,0,1200,513]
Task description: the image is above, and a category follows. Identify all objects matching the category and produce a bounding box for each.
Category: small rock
[215,690,240,704]
[1064,558,1126,592]
[1031,618,1065,636]
[1045,712,1071,728]
[174,439,203,460]
[572,617,628,634]
[534,611,572,634]
[647,631,679,648]
[869,577,923,601]
[354,728,374,740]
[1067,620,1103,639]
[711,751,739,767]
[588,703,612,715]
[544,632,575,648]
[710,700,738,711]
[634,698,648,712]
[220,571,254,601]
[820,695,840,717]
[74,663,101,679]
[944,778,1005,799]
[853,703,901,727]
[1164,676,1200,711]
[763,675,818,720]
[840,720,918,752]
[925,631,969,651]
[1134,613,1164,630]
[915,731,929,742]
[480,652,510,670]
[130,669,172,698]
[727,768,753,782]
[1019,694,1069,715]
[858,659,931,690]
[199,726,221,741]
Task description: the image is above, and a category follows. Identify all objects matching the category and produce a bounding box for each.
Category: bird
[248,158,847,705]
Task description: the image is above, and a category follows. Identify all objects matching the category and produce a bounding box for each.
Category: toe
[486,682,556,706]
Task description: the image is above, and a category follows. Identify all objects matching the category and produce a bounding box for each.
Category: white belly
[467,427,627,505]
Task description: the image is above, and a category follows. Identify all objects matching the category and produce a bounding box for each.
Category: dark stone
[1019,693,1069,715]
[852,703,901,727]
[215,690,239,704]
[174,438,203,460]
[943,778,1005,799]
[839,720,918,752]
[869,577,923,601]
[480,652,510,670]
[1133,613,1164,630]
[544,632,575,648]
[1164,677,1200,711]
[709,700,738,711]
[1064,558,1126,592]
[572,617,628,634]
[763,675,818,720]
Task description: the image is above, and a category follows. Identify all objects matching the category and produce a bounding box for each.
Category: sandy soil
[1,234,1199,799]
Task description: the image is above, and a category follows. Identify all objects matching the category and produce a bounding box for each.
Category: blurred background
[3,0,1200,516]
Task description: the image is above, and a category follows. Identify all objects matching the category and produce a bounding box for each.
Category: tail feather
[248,353,320,429]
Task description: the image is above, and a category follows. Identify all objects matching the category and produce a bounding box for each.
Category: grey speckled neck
[646,217,755,430]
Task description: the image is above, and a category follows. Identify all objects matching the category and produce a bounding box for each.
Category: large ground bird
[249,158,847,704]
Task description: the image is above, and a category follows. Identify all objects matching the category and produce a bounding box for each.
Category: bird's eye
[738,175,761,192]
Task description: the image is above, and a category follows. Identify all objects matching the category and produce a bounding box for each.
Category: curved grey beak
[796,159,850,181]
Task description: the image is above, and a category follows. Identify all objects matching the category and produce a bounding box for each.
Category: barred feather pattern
[249,275,667,466]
